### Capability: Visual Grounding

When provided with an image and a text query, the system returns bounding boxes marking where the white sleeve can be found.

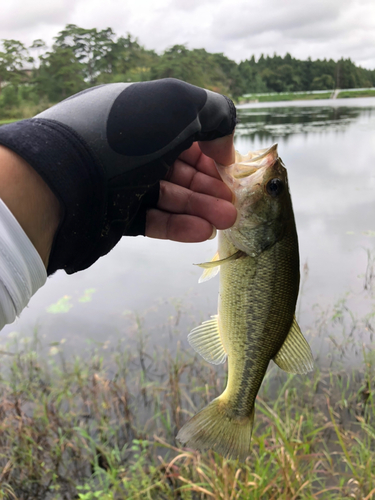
[0,199,47,330]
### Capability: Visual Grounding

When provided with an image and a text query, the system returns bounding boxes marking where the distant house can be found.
[19,68,33,78]
[0,67,33,91]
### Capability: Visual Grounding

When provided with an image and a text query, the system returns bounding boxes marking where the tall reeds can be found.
[0,313,374,499]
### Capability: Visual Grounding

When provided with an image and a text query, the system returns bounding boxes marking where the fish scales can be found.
[177,144,314,461]
[219,225,299,418]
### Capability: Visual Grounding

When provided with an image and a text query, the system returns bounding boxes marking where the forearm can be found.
[0,145,61,268]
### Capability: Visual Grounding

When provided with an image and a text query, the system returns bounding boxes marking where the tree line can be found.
[1,24,374,117]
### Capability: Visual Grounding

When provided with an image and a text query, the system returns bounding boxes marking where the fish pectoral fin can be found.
[272,316,314,374]
[187,315,227,365]
[196,250,245,283]
[198,252,220,283]
[199,266,220,283]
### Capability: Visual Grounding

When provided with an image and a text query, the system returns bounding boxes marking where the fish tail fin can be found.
[176,397,254,462]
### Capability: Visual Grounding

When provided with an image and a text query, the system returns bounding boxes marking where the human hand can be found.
[0,78,237,274]
[146,135,237,242]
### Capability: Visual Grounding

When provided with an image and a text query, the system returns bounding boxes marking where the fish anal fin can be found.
[273,316,314,374]
[187,315,227,365]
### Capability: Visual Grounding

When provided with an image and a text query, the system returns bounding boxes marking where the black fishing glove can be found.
[0,78,236,275]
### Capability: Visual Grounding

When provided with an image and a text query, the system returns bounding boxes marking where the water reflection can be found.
[1,98,375,364]
[235,98,375,362]
[236,100,375,139]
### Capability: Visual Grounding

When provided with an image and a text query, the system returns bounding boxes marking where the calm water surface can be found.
[2,98,375,358]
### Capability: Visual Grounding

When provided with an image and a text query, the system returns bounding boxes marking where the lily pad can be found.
[47,296,73,314]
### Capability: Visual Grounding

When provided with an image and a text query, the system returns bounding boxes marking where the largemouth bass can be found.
[177,144,313,461]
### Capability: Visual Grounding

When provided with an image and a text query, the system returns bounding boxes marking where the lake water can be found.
[1,97,375,361]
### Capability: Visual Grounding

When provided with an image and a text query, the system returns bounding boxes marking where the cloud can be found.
[70,0,133,36]
[0,0,75,31]
[211,0,350,40]
[170,0,217,11]
[204,0,375,67]
[0,0,374,68]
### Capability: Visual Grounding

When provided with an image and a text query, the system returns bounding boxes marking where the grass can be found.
[338,89,375,99]
[0,100,53,124]
[240,88,375,103]
[0,290,374,500]
[0,119,18,125]
[240,92,333,103]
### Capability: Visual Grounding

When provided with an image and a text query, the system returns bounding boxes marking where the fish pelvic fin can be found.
[273,316,314,374]
[176,398,254,462]
[188,315,227,365]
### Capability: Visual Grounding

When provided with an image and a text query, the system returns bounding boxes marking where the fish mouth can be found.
[217,144,279,186]
[232,167,259,179]
[236,143,278,165]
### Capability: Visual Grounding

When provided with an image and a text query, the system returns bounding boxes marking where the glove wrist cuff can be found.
[0,119,106,275]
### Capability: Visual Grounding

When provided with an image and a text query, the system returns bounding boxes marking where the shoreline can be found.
[2,93,375,124]
[238,88,375,104]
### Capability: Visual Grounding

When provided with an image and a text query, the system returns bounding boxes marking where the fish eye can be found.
[266,178,284,197]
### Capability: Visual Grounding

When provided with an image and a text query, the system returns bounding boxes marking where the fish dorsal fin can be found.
[188,315,227,365]
[273,316,314,374]
[196,250,245,283]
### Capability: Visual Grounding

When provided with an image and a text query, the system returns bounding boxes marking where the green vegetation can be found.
[0,119,17,125]
[338,89,375,98]
[0,285,374,499]
[240,92,333,103]
[1,24,375,119]
[239,88,375,104]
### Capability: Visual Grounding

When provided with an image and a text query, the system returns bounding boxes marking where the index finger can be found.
[178,143,221,180]
[178,135,235,180]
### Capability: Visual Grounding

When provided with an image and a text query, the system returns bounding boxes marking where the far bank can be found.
[239,87,375,104]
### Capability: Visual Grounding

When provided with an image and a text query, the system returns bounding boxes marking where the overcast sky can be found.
[1,0,375,69]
